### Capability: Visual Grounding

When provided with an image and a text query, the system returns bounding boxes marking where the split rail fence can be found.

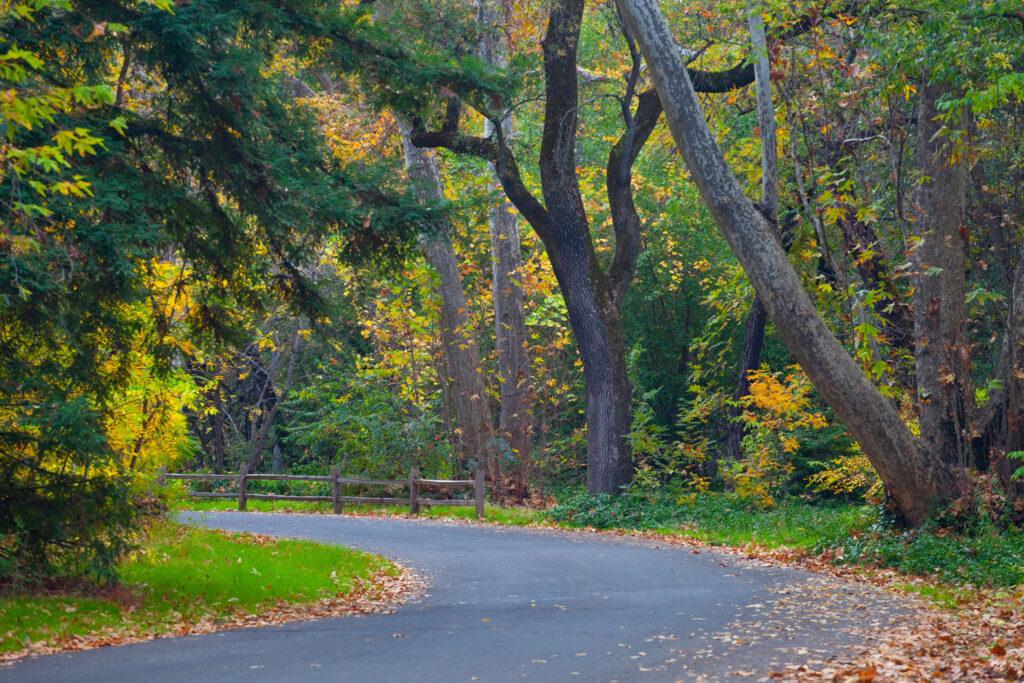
[160,467,486,519]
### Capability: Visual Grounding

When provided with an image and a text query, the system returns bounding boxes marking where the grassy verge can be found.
[819,520,1024,588]
[171,496,545,525]
[1,520,399,657]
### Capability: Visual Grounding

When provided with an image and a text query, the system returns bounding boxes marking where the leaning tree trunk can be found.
[911,81,975,474]
[617,0,965,526]
[477,0,532,495]
[398,120,495,473]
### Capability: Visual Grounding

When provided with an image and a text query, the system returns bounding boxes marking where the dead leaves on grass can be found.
[1,565,426,662]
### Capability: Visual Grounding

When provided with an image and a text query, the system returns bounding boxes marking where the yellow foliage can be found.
[104,354,197,474]
[726,365,831,509]
[807,449,882,501]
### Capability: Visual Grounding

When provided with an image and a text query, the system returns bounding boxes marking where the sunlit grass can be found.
[172,496,546,525]
[0,521,393,655]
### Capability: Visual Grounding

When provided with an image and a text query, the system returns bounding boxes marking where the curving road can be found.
[3,512,908,681]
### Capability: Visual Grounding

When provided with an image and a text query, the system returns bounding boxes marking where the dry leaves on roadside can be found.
[1,565,426,662]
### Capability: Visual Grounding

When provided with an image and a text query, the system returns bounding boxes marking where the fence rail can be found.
[160,466,486,519]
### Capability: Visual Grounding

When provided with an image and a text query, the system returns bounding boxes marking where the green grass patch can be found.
[895,582,965,609]
[170,496,334,514]
[0,520,395,655]
[173,496,546,525]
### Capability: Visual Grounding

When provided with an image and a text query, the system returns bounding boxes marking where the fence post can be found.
[238,464,248,511]
[156,465,166,487]
[474,468,485,520]
[331,466,342,514]
[409,467,420,516]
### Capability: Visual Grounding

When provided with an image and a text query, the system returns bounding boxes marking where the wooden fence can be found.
[160,467,486,519]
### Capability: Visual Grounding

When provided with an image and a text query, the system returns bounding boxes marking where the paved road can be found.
[4,512,907,681]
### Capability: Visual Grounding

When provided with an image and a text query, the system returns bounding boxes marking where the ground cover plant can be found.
[0,521,403,658]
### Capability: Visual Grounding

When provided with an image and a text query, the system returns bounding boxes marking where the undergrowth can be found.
[547,490,870,548]
[817,512,1024,588]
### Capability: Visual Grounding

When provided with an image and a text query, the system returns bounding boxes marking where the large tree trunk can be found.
[477,0,532,494]
[539,0,634,493]
[411,0,744,495]
[398,120,495,472]
[911,81,974,473]
[617,0,966,526]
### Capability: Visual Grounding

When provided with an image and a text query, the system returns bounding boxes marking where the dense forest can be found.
[2,0,1023,581]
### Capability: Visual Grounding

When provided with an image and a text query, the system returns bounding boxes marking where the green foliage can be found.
[0,0,438,583]
[1010,451,1024,481]
[820,477,1024,587]
[820,514,1024,588]
[288,376,452,479]
[0,407,137,584]
[549,491,679,530]
[548,488,870,546]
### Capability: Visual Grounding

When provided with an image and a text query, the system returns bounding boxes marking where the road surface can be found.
[3,511,908,681]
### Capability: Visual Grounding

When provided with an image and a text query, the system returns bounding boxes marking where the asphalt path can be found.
[4,511,908,681]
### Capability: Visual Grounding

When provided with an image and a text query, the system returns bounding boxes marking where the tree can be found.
[402,0,759,493]
[724,7,782,468]
[398,118,495,473]
[616,0,978,525]
[0,0,434,580]
[476,0,533,497]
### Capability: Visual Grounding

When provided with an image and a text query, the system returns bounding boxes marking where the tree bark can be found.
[978,246,1024,494]
[617,0,966,526]
[911,81,974,473]
[212,386,226,471]
[726,297,769,463]
[539,0,633,493]
[477,0,532,494]
[398,119,495,473]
